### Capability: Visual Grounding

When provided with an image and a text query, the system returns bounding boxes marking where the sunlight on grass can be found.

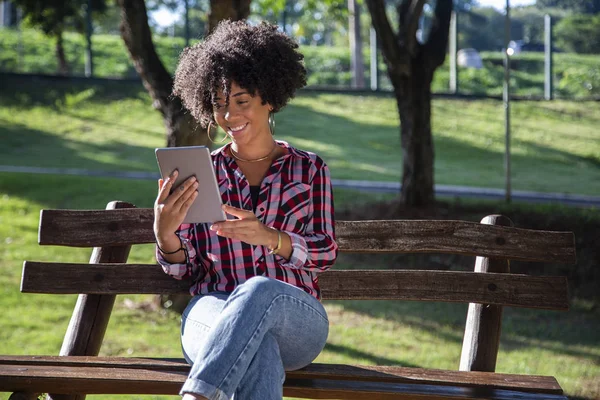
[1,78,599,194]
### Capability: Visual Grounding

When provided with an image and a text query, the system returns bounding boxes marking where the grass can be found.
[0,77,598,399]
[1,76,599,196]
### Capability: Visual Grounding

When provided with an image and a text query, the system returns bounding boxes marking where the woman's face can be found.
[213,81,272,147]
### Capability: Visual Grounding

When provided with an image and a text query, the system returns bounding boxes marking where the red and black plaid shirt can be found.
[157,141,338,300]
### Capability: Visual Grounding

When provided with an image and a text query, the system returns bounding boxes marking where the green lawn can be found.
[1,76,599,195]
[0,77,599,399]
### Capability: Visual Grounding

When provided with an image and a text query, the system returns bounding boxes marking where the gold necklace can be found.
[230,144,277,163]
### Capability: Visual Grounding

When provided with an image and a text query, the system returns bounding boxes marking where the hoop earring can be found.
[207,121,228,143]
[268,111,275,136]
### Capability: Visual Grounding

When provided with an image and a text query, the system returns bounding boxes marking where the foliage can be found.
[554,14,600,54]
[535,0,600,14]
[252,0,347,46]
[12,0,108,36]
[1,28,599,98]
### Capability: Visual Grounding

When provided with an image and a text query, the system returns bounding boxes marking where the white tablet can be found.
[155,146,227,224]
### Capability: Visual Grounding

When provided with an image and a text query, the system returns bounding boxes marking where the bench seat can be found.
[0,356,566,399]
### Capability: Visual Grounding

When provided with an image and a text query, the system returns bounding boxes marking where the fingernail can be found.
[210,224,218,230]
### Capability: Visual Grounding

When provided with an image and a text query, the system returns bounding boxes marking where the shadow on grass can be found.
[0,172,156,210]
[323,342,419,368]
[0,118,158,173]
[329,253,600,367]
[0,73,147,109]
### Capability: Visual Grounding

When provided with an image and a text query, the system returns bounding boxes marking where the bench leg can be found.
[460,215,512,372]
[47,201,135,400]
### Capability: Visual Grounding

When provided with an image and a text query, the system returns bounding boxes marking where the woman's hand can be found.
[154,170,198,241]
[210,204,279,248]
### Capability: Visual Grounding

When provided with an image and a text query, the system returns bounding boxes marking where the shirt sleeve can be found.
[276,160,338,271]
[156,223,204,281]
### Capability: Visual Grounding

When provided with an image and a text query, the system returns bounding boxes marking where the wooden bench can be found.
[0,200,577,400]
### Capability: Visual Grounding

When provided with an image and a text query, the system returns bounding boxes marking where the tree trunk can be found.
[364,0,452,208]
[117,0,208,147]
[391,51,435,207]
[207,0,251,34]
[55,31,69,76]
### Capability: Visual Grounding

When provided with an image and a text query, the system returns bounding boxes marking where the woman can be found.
[153,20,338,399]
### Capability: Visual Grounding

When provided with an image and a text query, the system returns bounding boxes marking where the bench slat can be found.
[21,262,569,310]
[284,379,568,400]
[0,356,564,396]
[38,209,576,264]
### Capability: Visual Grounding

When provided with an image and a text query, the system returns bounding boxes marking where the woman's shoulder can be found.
[278,140,327,169]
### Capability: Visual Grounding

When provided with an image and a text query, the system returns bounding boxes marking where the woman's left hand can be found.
[210,204,278,248]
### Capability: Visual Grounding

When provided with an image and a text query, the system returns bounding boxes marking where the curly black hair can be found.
[173,20,307,128]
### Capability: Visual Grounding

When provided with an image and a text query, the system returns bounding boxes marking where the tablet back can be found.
[155,146,227,223]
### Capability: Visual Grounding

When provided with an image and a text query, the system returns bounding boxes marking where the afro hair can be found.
[173,20,307,128]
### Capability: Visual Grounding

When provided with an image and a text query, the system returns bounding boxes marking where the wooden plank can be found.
[283,379,568,400]
[38,209,577,264]
[0,356,564,395]
[0,364,184,394]
[21,263,569,310]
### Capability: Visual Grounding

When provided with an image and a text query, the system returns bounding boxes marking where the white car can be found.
[457,48,483,69]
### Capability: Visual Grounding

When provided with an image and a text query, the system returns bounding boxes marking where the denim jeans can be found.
[180,276,329,399]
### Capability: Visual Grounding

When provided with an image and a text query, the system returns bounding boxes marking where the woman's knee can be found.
[233,276,286,300]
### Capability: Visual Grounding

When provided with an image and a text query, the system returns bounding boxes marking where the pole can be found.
[370,26,379,91]
[503,0,511,203]
[281,0,288,35]
[84,0,93,77]
[449,11,458,94]
[348,0,365,88]
[184,0,190,47]
[17,5,23,72]
[544,14,553,100]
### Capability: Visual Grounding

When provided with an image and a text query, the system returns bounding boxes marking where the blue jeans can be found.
[180,276,329,399]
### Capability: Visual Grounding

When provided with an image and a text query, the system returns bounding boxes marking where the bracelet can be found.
[156,240,184,255]
[268,229,282,255]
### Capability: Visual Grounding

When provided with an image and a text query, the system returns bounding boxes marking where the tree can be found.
[365,0,452,207]
[535,0,600,14]
[555,14,600,53]
[117,0,250,147]
[12,0,107,74]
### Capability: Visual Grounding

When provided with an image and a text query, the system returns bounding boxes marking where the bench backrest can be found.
[25,203,576,310]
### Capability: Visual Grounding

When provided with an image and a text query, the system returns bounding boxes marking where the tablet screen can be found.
[155,146,227,223]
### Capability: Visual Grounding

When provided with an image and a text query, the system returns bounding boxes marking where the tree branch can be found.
[365,0,408,74]
[403,0,426,57]
[118,0,173,114]
[424,0,453,69]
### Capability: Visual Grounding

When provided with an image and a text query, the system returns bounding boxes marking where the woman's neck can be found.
[231,139,277,162]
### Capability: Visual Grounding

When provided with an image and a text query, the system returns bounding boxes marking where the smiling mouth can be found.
[228,123,248,134]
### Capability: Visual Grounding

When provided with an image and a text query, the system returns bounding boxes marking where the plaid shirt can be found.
[157,141,338,300]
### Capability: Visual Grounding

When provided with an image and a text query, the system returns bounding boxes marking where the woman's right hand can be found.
[153,170,199,241]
